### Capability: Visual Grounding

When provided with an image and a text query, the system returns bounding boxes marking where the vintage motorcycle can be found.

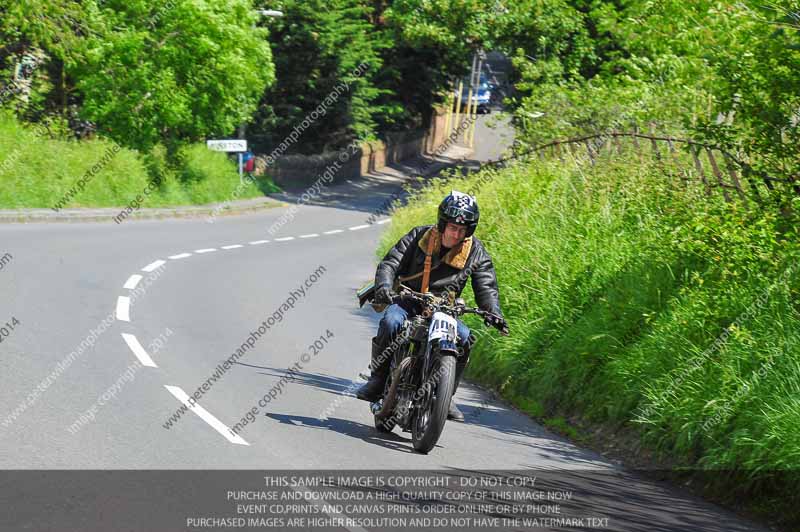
[365,285,507,454]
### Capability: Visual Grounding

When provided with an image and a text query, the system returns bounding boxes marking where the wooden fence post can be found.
[631,126,641,148]
[584,139,595,165]
[691,146,713,197]
[722,153,756,202]
[554,142,565,162]
[612,132,623,155]
[630,127,643,163]
[705,148,733,202]
[665,138,689,185]
[648,123,661,160]
[594,136,608,157]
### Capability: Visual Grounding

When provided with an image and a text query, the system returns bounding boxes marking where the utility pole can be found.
[463,53,477,146]
[453,79,464,141]
[467,49,484,148]
[443,82,454,142]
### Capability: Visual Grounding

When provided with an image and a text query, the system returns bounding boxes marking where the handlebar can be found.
[388,286,509,336]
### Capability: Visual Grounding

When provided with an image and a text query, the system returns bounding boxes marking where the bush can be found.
[0,112,278,208]
[175,143,278,205]
[0,112,150,209]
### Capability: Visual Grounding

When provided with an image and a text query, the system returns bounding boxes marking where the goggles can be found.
[442,206,477,222]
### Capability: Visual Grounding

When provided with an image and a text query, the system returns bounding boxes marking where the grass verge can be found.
[0,112,279,209]
[376,150,800,530]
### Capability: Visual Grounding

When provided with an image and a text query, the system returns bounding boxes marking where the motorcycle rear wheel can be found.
[374,359,399,433]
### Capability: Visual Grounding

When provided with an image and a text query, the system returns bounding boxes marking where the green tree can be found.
[71,0,274,150]
[249,0,388,153]
[1,0,275,150]
[507,0,799,186]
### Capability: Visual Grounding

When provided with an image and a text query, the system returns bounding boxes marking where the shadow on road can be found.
[264,412,435,455]
[267,151,486,218]
[243,360,602,464]
[233,361,359,397]
[266,113,511,217]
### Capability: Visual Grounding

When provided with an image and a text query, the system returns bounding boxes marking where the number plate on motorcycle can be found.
[428,312,457,342]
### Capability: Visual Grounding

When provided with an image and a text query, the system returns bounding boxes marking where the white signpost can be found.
[207,139,248,182]
[207,139,247,152]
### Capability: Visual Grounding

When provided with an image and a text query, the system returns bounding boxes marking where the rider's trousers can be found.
[377,302,472,355]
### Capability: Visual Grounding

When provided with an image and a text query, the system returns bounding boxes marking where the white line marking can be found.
[164,385,249,446]
[121,333,158,368]
[221,244,244,250]
[249,240,270,245]
[123,274,143,290]
[142,260,166,272]
[349,224,369,231]
[299,234,319,239]
[377,219,391,224]
[169,253,192,260]
[275,236,295,241]
[195,248,217,254]
[116,296,131,322]
[323,229,344,234]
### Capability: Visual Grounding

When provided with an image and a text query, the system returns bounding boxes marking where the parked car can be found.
[455,76,492,114]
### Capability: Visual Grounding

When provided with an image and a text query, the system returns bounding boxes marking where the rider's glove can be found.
[484,313,509,335]
[373,285,393,305]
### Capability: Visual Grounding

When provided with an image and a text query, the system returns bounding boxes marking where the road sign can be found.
[206,139,247,152]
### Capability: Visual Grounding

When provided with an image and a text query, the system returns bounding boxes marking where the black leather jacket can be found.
[375,225,503,318]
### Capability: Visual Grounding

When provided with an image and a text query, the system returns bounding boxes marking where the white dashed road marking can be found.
[116,296,131,322]
[142,260,166,272]
[164,385,249,446]
[118,217,392,444]
[121,333,158,368]
[123,274,143,290]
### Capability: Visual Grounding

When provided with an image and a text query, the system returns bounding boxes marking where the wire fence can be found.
[480,127,800,206]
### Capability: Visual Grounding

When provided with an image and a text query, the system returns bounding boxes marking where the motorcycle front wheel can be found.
[411,354,456,454]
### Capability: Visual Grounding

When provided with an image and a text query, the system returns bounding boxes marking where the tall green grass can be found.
[378,151,800,522]
[0,112,278,209]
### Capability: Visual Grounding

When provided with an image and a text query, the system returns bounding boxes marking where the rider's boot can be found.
[356,338,390,402]
[447,344,471,422]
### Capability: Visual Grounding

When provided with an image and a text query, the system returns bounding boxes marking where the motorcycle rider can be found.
[356,190,508,422]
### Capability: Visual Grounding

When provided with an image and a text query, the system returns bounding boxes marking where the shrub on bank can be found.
[0,113,278,209]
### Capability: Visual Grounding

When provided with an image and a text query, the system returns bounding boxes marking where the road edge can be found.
[0,147,475,224]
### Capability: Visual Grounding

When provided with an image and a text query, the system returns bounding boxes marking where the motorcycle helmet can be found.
[437,190,479,237]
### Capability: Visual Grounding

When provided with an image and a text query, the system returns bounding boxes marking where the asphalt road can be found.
[0,113,770,531]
